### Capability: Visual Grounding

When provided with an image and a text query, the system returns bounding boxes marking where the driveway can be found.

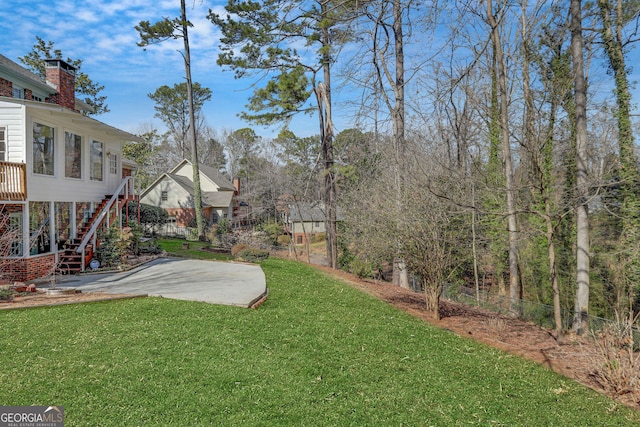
[56,257,267,308]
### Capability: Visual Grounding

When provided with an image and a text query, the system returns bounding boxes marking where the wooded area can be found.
[121,0,640,332]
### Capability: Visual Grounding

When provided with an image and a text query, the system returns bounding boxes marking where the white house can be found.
[0,54,142,282]
[140,159,238,228]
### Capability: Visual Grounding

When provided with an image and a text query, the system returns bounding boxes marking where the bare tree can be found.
[487,0,521,314]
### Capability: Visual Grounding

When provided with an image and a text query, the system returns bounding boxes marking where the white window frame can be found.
[9,212,23,257]
[109,153,118,174]
[161,191,168,202]
[12,85,24,99]
[33,122,55,176]
[64,131,82,179]
[90,140,103,181]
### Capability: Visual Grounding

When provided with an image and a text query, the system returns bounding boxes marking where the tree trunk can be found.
[424,285,441,321]
[487,0,520,315]
[391,0,409,289]
[571,0,590,335]
[545,202,564,340]
[318,4,338,269]
[181,0,205,241]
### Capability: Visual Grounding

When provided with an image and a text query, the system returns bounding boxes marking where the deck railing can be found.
[0,161,27,201]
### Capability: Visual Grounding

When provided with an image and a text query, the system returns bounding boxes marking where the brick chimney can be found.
[45,59,76,110]
[233,177,240,195]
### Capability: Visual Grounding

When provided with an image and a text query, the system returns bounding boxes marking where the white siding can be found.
[0,101,26,163]
[28,108,123,202]
[140,177,192,209]
[292,220,326,235]
[0,103,125,203]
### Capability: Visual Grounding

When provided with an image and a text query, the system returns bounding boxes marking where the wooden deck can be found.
[0,161,26,201]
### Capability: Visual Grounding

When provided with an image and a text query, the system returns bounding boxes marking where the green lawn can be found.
[157,237,234,261]
[1,258,638,425]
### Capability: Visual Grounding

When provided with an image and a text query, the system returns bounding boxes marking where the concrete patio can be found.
[55,257,268,308]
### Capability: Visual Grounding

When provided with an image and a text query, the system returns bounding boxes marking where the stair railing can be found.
[75,176,134,270]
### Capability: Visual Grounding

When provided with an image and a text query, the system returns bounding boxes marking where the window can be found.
[297,235,303,244]
[90,140,103,181]
[0,126,5,161]
[161,191,168,201]
[33,122,55,175]
[29,202,51,255]
[8,212,22,256]
[109,153,118,174]
[64,132,82,179]
[314,221,320,228]
[12,86,23,99]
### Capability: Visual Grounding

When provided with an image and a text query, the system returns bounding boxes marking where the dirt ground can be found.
[313,264,640,411]
[0,291,140,309]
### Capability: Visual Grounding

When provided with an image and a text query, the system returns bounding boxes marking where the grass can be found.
[1,258,639,425]
[157,237,233,261]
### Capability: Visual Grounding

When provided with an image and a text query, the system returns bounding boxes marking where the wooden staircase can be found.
[56,178,136,274]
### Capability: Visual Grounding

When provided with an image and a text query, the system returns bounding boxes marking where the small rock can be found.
[26,284,37,293]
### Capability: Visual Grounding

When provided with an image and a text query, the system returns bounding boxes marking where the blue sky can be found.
[0,0,330,139]
[1,1,639,143]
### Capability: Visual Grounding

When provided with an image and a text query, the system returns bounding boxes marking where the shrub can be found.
[350,257,374,279]
[0,286,13,301]
[338,246,355,271]
[124,202,168,229]
[231,244,251,257]
[313,232,326,243]
[256,220,282,245]
[95,225,121,267]
[277,235,291,246]
[95,225,142,267]
[215,218,232,236]
[236,247,270,263]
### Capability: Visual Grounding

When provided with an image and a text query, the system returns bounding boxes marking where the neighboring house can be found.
[284,202,340,245]
[140,159,239,228]
[0,54,142,281]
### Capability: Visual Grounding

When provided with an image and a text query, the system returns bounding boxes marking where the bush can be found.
[0,286,13,301]
[95,225,140,267]
[124,202,168,229]
[350,257,374,279]
[313,232,326,243]
[231,244,251,257]
[338,246,355,271]
[95,225,121,267]
[256,220,282,245]
[277,235,291,246]
[215,218,232,236]
[236,247,270,263]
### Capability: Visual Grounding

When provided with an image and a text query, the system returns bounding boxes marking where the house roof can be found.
[288,202,344,222]
[0,54,54,94]
[288,203,324,222]
[0,54,94,113]
[170,159,235,191]
[0,97,143,142]
[166,173,234,208]
[198,162,235,191]
[203,191,234,207]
